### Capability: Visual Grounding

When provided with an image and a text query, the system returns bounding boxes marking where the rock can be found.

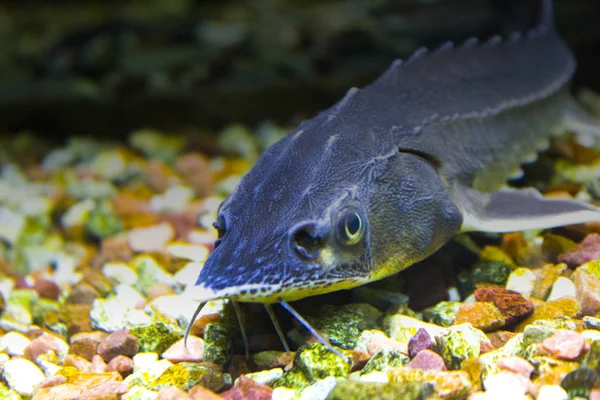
[33,278,61,300]
[203,322,235,366]
[387,367,471,399]
[128,313,183,355]
[360,349,409,376]
[533,263,568,300]
[146,293,201,329]
[131,255,177,296]
[188,384,223,400]
[92,354,109,373]
[483,371,530,396]
[496,356,533,378]
[97,328,140,362]
[455,302,505,332]
[560,368,599,399]
[128,222,175,254]
[303,303,382,350]
[242,368,284,386]
[103,262,138,286]
[148,362,226,392]
[253,351,295,371]
[80,381,129,398]
[64,354,93,372]
[0,331,31,356]
[574,267,600,315]
[472,260,512,286]
[24,333,69,362]
[355,329,407,357]
[548,277,577,302]
[558,233,600,267]
[516,297,580,331]
[175,152,214,197]
[384,315,446,349]
[537,384,569,400]
[2,358,45,397]
[435,324,488,370]
[150,186,195,213]
[474,287,534,327]
[90,294,151,332]
[66,282,100,305]
[162,336,205,363]
[38,374,68,388]
[69,331,109,361]
[407,328,434,359]
[157,386,192,400]
[93,234,134,268]
[224,376,273,400]
[275,343,351,391]
[0,207,26,245]
[506,267,537,298]
[538,331,590,361]
[327,378,428,400]
[407,349,447,371]
[122,385,160,400]
[428,301,460,327]
[107,355,135,377]
[298,376,338,400]
[167,242,209,263]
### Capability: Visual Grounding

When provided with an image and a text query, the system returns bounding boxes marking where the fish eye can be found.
[337,209,363,245]
[212,214,227,247]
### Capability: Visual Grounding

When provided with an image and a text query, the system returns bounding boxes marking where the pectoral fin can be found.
[454,184,600,232]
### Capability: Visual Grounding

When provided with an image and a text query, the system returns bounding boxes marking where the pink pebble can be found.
[407,349,447,371]
[538,331,590,361]
[496,356,534,378]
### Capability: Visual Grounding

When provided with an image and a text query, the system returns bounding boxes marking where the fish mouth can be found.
[185,276,371,304]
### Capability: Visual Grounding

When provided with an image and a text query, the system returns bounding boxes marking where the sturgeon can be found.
[187,0,600,351]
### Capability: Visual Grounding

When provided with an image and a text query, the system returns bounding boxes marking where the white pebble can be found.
[167,242,209,262]
[0,331,31,356]
[0,207,26,246]
[300,377,338,400]
[103,262,138,285]
[484,371,528,395]
[241,368,283,386]
[506,268,536,298]
[272,387,300,400]
[2,358,45,397]
[537,385,568,400]
[547,277,576,301]
[146,294,199,329]
[174,262,203,286]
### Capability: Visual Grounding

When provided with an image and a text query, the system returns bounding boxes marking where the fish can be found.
[186,0,600,353]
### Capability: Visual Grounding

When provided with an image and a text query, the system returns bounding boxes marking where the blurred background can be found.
[0,0,598,138]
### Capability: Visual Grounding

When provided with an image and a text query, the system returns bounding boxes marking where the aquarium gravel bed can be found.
[2,110,600,399]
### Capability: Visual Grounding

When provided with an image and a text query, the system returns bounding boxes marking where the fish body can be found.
[190,0,600,305]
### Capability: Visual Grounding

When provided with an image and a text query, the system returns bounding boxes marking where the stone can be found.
[516,297,581,331]
[472,260,512,286]
[69,331,109,361]
[80,381,129,398]
[148,362,226,392]
[275,343,351,391]
[128,222,175,253]
[558,233,600,267]
[162,336,205,363]
[131,255,177,296]
[253,351,295,371]
[203,321,235,366]
[33,278,61,300]
[92,354,109,373]
[175,152,214,197]
[435,324,488,370]
[66,282,100,305]
[407,349,447,371]
[356,329,407,357]
[388,367,471,399]
[157,386,192,400]
[146,293,200,329]
[384,315,446,350]
[360,349,409,376]
[24,333,69,362]
[474,287,534,327]
[90,295,151,332]
[0,331,31,356]
[38,374,68,388]
[107,355,135,377]
[574,267,600,315]
[303,303,382,350]
[428,301,460,327]
[496,356,533,378]
[538,331,590,361]
[97,328,140,362]
[533,263,568,300]
[547,277,577,302]
[537,384,569,400]
[407,328,434,359]
[64,354,93,372]
[327,378,428,400]
[506,267,536,298]
[129,313,183,355]
[150,186,195,213]
[243,368,284,386]
[2,358,45,397]
[188,384,223,400]
[455,302,505,332]
[103,262,138,286]
[483,371,530,396]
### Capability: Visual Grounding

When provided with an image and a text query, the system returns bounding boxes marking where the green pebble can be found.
[129,313,183,354]
[583,341,600,373]
[428,301,460,327]
[436,324,483,370]
[31,298,60,325]
[326,379,431,400]
[7,289,39,311]
[275,343,351,391]
[359,349,409,375]
[471,260,511,285]
[203,322,234,366]
[148,362,225,392]
[305,303,382,349]
[85,210,124,239]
